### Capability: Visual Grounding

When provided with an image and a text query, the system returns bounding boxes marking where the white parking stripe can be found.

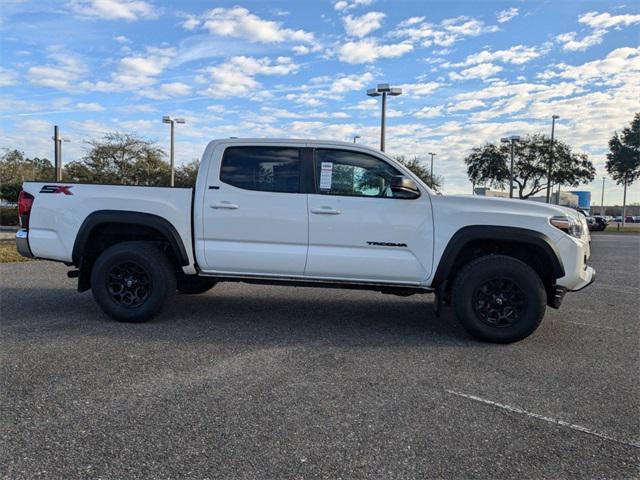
[445,389,640,449]
[558,319,635,333]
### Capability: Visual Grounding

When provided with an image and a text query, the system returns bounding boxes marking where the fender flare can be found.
[431,225,565,287]
[72,210,190,267]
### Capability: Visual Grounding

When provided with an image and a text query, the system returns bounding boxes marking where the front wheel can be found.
[451,255,546,343]
[91,241,176,323]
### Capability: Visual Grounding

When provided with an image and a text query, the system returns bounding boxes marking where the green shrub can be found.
[0,206,18,226]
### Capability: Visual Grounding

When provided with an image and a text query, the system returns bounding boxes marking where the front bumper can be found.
[15,229,33,258]
[555,235,596,292]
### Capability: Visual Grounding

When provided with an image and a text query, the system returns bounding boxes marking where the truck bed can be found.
[21,182,194,269]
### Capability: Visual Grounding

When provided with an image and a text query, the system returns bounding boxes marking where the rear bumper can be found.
[15,229,33,258]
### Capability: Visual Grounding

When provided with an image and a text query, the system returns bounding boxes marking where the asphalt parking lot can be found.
[1,234,639,479]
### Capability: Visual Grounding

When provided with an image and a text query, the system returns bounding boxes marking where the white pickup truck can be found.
[16,138,595,343]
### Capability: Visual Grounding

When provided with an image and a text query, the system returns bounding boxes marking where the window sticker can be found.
[319,162,333,190]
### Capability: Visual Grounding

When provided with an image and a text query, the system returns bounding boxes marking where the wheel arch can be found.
[432,225,565,303]
[72,211,190,291]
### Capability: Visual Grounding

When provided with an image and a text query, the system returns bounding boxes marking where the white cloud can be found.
[556,30,605,52]
[449,63,502,81]
[448,99,485,112]
[397,82,441,96]
[459,45,543,66]
[27,50,86,90]
[398,16,425,27]
[540,46,640,85]
[202,56,299,98]
[68,0,157,21]
[0,68,18,87]
[292,45,310,55]
[557,11,640,52]
[329,72,374,94]
[579,11,640,29]
[414,106,444,118]
[338,38,413,64]
[392,15,499,48]
[180,14,200,30]
[193,6,315,44]
[496,8,519,23]
[139,81,193,99]
[353,98,378,110]
[83,46,175,92]
[333,0,374,11]
[343,11,385,38]
[114,35,131,43]
[285,93,323,107]
[76,102,105,111]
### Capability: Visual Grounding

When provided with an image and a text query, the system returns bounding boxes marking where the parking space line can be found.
[557,319,635,333]
[592,283,640,294]
[444,389,640,449]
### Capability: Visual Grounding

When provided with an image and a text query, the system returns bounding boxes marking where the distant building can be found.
[473,187,509,198]
[569,191,591,214]
[529,191,579,208]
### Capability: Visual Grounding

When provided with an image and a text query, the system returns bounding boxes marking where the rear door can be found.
[305,148,433,284]
[199,145,308,276]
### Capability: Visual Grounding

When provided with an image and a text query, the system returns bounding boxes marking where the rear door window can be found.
[220,147,301,193]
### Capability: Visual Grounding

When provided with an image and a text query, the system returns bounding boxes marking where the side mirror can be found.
[390,176,420,199]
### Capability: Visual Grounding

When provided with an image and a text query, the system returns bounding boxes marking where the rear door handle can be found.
[211,201,239,210]
[311,207,341,215]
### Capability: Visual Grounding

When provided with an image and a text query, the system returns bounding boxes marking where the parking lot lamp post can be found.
[163,116,185,187]
[353,135,361,144]
[501,136,520,198]
[428,152,436,183]
[367,84,402,152]
[546,115,559,203]
[600,177,606,216]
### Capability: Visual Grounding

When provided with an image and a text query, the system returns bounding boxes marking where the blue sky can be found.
[1,0,639,203]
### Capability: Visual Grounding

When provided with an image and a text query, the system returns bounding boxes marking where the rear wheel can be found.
[91,241,176,323]
[451,255,546,343]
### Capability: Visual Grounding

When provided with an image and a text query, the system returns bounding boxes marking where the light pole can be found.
[545,115,559,203]
[600,177,606,216]
[353,135,361,144]
[501,136,520,198]
[428,152,436,183]
[366,83,402,152]
[52,125,70,181]
[162,116,185,187]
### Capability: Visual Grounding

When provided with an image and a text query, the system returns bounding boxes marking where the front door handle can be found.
[311,206,341,215]
[211,201,239,210]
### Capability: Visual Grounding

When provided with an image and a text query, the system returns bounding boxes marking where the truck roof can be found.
[206,138,383,155]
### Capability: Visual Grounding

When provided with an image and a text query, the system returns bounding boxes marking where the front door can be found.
[200,145,308,276]
[305,148,433,284]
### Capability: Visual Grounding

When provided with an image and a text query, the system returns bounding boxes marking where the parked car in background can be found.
[589,216,608,231]
[625,216,636,223]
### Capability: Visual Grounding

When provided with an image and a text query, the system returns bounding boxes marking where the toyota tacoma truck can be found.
[16,138,595,343]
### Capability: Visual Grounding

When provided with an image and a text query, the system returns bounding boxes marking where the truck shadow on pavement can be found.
[1,284,477,347]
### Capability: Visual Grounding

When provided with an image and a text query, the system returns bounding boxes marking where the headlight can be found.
[550,215,583,238]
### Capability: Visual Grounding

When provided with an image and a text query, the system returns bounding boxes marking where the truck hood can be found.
[431,194,572,218]
[429,194,590,243]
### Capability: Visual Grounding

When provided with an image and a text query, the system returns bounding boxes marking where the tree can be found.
[464,134,595,199]
[65,132,168,185]
[175,159,200,187]
[394,155,443,191]
[0,149,55,201]
[606,113,640,226]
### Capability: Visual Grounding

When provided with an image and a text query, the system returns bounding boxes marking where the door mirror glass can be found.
[390,176,420,199]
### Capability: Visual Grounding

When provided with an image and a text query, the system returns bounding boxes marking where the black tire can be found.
[451,255,546,343]
[91,241,176,323]
[176,275,217,294]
